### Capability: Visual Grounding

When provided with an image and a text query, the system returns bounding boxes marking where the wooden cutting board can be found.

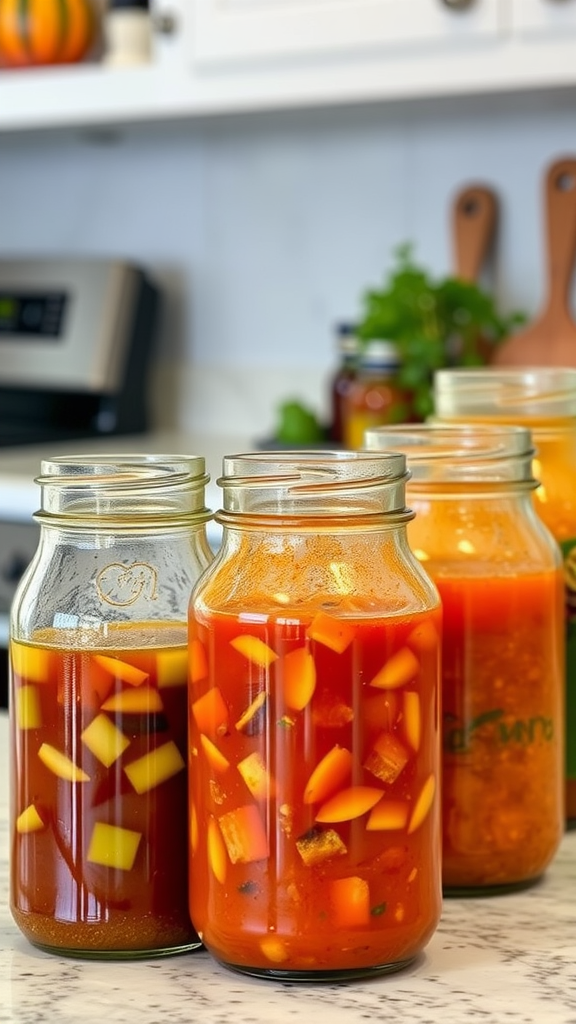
[492,156,576,367]
[452,183,498,283]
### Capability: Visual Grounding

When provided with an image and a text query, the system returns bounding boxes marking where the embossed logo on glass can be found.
[96,562,158,606]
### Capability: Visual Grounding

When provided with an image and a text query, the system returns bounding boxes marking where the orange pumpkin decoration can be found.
[0,0,95,68]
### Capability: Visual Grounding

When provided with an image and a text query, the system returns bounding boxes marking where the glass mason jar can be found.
[188,450,442,981]
[365,424,565,895]
[10,454,214,958]
[434,367,576,828]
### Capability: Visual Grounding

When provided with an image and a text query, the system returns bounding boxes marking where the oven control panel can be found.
[0,520,39,626]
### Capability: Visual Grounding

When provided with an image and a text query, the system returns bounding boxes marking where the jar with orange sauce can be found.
[188,450,442,979]
[434,368,576,828]
[365,424,565,894]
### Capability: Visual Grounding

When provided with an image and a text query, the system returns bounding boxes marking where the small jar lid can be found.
[364,423,536,484]
[434,367,576,419]
[359,340,401,369]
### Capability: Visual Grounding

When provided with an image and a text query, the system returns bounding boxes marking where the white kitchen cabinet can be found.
[512,0,576,34]
[191,0,502,66]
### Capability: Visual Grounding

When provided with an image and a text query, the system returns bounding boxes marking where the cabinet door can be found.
[512,0,576,34]
[192,0,503,67]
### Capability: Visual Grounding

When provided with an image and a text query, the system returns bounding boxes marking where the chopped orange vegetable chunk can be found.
[218,804,269,864]
[191,687,229,738]
[403,691,421,751]
[303,745,353,805]
[366,799,409,831]
[364,731,409,784]
[208,816,227,883]
[230,634,278,668]
[306,611,356,653]
[315,785,383,823]
[363,691,399,731]
[369,646,420,690]
[329,876,370,928]
[200,734,230,774]
[408,774,436,834]
[190,803,199,854]
[282,647,316,711]
[237,751,275,800]
[407,620,439,654]
[93,654,149,687]
[101,687,163,714]
[189,638,208,683]
[260,937,289,963]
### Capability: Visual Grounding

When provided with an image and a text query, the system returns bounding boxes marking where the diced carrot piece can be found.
[260,937,289,964]
[364,732,409,784]
[369,646,419,690]
[282,647,316,711]
[403,691,421,751]
[315,785,383,823]
[208,816,227,883]
[124,741,185,794]
[218,804,269,864]
[101,687,163,714]
[407,619,439,654]
[156,648,188,688]
[189,638,208,684]
[235,691,267,732]
[306,611,356,654]
[190,803,199,854]
[200,733,230,774]
[237,751,275,800]
[408,775,436,834]
[191,687,229,738]
[366,799,409,831]
[87,822,142,871]
[295,827,347,866]
[93,655,149,687]
[16,803,46,834]
[15,684,41,730]
[303,745,353,805]
[10,641,51,684]
[329,876,370,928]
[230,634,278,668]
[38,743,90,783]
[362,691,400,731]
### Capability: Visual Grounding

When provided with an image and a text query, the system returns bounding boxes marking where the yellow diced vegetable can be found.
[93,655,149,687]
[124,741,185,794]
[403,691,421,751]
[81,714,130,767]
[408,774,436,834]
[15,684,41,730]
[237,751,275,800]
[101,687,163,714]
[16,803,45,834]
[230,634,278,668]
[156,648,188,688]
[369,647,420,690]
[87,821,142,870]
[38,742,90,782]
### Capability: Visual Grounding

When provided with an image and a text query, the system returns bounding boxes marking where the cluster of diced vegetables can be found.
[11,628,193,936]
[188,607,440,970]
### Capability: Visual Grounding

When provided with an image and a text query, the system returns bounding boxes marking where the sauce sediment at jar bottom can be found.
[11,622,199,955]
[188,605,442,975]
[439,572,564,891]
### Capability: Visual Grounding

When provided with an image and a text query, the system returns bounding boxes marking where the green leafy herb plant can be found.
[356,244,526,420]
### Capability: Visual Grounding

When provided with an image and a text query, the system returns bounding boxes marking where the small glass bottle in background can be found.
[365,423,565,895]
[103,0,152,67]
[10,454,213,958]
[329,322,360,444]
[343,340,409,450]
[434,367,576,829]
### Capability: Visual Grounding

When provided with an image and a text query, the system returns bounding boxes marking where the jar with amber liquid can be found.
[188,450,442,980]
[434,368,576,828]
[365,424,565,894]
[10,454,213,958]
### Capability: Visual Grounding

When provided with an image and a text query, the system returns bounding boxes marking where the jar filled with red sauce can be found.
[10,454,214,958]
[434,368,576,829]
[365,424,565,894]
[188,450,442,980]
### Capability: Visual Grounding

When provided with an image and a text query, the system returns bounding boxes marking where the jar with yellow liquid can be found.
[434,367,576,828]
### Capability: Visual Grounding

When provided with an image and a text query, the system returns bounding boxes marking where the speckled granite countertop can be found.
[1,711,575,1023]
